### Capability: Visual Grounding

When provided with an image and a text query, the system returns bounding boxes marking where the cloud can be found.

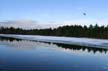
[77,7,83,10]
[0,20,61,29]
[0,20,42,29]
[62,19,108,26]
[0,19,107,29]
[62,19,95,26]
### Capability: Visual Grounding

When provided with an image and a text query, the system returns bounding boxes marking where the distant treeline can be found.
[0,24,108,39]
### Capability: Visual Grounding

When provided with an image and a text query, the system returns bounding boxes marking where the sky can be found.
[0,0,108,28]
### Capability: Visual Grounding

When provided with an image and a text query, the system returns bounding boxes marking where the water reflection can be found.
[0,36,21,42]
[0,36,108,54]
[0,37,57,50]
[54,43,108,54]
[0,36,108,71]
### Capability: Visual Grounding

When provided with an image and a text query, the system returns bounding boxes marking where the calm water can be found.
[0,37,108,71]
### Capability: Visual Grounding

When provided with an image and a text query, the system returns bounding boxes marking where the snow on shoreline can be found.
[0,34,108,49]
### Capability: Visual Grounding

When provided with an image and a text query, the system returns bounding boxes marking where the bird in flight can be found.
[83,13,86,16]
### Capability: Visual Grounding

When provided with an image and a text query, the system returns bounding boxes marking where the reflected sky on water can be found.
[0,37,108,71]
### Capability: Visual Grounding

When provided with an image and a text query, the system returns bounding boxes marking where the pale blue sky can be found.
[0,0,108,26]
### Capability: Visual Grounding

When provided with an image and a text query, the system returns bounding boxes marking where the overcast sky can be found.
[0,0,108,28]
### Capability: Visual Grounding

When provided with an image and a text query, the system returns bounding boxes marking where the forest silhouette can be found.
[0,24,108,39]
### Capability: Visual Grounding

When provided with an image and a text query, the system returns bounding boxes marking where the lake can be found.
[0,37,108,71]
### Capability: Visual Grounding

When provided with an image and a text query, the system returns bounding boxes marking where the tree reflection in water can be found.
[0,36,108,54]
[53,43,108,54]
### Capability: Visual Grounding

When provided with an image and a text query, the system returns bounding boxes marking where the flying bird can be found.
[83,13,86,16]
